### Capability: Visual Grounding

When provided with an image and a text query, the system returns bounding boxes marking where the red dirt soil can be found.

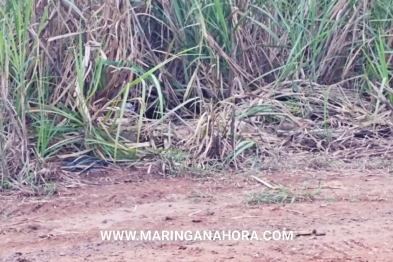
[1,167,392,261]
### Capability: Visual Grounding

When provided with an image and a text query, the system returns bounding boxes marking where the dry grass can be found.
[1,0,393,194]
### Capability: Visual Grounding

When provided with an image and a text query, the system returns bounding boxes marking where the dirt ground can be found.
[1,165,393,262]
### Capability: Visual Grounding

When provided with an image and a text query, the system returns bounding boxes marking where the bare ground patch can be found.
[1,164,393,262]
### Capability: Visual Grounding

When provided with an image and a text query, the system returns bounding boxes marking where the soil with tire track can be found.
[1,167,392,261]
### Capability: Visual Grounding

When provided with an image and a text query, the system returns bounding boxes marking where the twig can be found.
[251,175,279,189]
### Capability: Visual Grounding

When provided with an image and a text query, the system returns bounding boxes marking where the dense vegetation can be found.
[1,0,393,193]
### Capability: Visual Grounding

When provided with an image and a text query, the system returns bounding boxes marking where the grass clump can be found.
[245,186,321,205]
[1,0,393,194]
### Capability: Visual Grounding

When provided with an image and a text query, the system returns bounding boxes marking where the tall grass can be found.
[0,0,392,192]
